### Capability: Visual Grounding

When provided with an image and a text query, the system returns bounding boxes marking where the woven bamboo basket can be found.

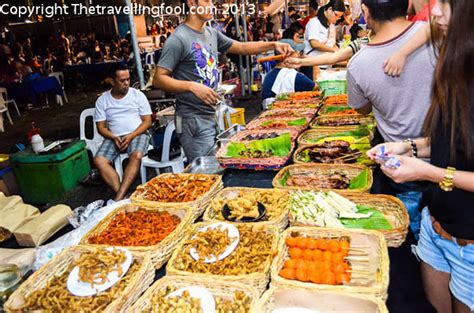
[202,187,289,231]
[273,164,373,194]
[228,128,300,142]
[256,286,388,313]
[271,227,390,300]
[297,127,374,147]
[80,203,193,268]
[293,143,371,166]
[259,108,318,120]
[129,275,259,312]
[245,116,311,133]
[310,115,375,128]
[4,246,154,313]
[166,222,280,295]
[130,173,223,220]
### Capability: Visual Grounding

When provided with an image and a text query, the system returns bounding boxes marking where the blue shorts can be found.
[95,133,150,162]
[413,208,474,310]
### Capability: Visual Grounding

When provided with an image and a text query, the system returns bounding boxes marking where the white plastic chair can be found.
[79,108,128,182]
[49,72,69,106]
[145,52,155,66]
[140,121,185,184]
[0,97,13,132]
[0,88,20,118]
[43,58,53,75]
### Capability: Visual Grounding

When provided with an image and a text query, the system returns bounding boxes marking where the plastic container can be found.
[30,134,44,153]
[318,80,347,96]
[224,108,246,128]
[10,140,90,204]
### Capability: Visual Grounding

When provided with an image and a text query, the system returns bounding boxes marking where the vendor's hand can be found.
[190,82,219,106]
[274,42,294,56]
[380,155,431,184]
[284,57,303,69]
[119,134,134,151]
[383,51,407,77]
[367,142,411,162]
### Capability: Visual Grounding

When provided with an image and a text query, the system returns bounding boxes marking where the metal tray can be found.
[216,124,246,141]
[184,156,224,175]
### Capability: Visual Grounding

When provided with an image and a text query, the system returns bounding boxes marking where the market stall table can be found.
[0,77,63,104]
[0,168,436,313]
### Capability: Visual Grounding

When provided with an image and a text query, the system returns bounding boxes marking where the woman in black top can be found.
[367,1,474,312]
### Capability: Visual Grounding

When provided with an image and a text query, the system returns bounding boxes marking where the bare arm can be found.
[309,39,337,53]
[384,23,431,76]
[298,47,353,67]
[96,121,116,140]
[227,41,293,56]
[152,67,219,106]
[354,103,372,115]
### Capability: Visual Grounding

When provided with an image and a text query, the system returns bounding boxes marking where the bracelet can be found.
[403,138,418,158]
[439,167,456,192]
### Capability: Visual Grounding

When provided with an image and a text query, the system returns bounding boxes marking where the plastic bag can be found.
[68,200,104,228]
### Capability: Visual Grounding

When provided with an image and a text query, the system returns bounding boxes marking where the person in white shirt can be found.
[302,0,345,79]
[94,64,152,201]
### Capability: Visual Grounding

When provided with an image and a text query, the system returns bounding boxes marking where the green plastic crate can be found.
[318,80,347,96]
[11,140,90,204]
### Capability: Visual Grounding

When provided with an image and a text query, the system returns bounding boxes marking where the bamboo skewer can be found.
[334,151,363,161]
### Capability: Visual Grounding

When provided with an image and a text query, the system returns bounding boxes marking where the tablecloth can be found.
[0,77,63,103]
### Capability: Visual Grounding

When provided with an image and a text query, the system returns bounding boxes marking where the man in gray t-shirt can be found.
[347,0,436,239]
[154,0,293,162]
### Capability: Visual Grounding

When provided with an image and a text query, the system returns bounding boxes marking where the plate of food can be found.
[189,222,240,263]
[167,286,216,313]
[67,247,132,297]
[222,199,267,222]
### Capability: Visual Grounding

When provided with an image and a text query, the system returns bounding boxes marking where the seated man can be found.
[93,64,152,201]
[262,27,316,107]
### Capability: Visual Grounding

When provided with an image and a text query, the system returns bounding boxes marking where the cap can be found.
[280,39,306,52]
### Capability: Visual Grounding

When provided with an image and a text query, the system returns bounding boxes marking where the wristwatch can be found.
[439,167,456,192]
[403,138,418,158]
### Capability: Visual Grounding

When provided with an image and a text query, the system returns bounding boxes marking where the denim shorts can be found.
[95,133,150,162]
[413,208,474,310]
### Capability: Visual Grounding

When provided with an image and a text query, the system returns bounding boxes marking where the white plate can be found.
[189,222,239,263]
[67,247,133,297]
[167,287,216,313]
[273,308,320,313]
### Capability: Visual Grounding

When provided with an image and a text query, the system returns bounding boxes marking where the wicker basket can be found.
[272,227,390,300]
[293,143,371,165]
[258,108,318,120]
[256,286,388,313]
[273,164,373,193]
[297,127,374,148]
[202,187,289,231]
[311,115,375,128]
[129,276,259,312]
[166,222,280,295]
[4,246,154,313]
[80,203,193,268]
[228,128,300,143]
[130,173,223,220]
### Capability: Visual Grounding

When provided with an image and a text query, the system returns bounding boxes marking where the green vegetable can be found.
[323,106,351,113]
[280,171,291,186]
[341,205,393,230]
[287,118,306,126]
[277,93,290,100]
[348,168,369,190]
[225,133,292,157]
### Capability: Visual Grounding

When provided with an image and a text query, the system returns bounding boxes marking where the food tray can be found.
[270,99,323,110]
[203,187,289,231]
[80,203,193,268]
[216,140,296,172]
[256,286,388,313]
[166,222,280,295]
[273,164,373,194]
[228,128,300,142]
[4,246,154,313]
[129,275,259,312]
[323,94,348,106]
[298,127,374,147]
[311,115,375,128]
[130,173,223,220]
[271,227,389,300]
[183,156,224,175]
[245,116,311,133]
[318,105,360,116]
[293,143,372,165]
[258,108,318,120]
[216,124,246,141]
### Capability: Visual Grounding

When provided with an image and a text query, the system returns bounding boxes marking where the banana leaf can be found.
[225,133,292,157]
[261,118,306,127]
[348,168,369,189]
[306,127,371,143]
[322,106,351,113]
[280,170,291,186]
[340,205,393,230]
